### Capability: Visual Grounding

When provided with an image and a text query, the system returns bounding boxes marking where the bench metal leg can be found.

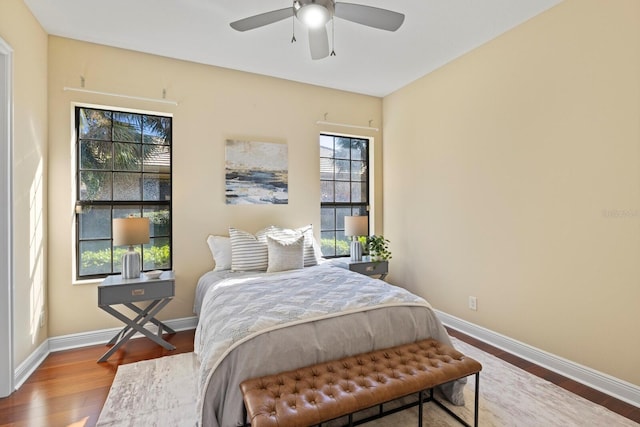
[242,403,248,427]
[418,390,423,427]
[431,373,481,427]
[474,372,480,427]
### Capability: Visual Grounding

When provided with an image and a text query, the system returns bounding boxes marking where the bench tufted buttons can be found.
[240,338,482,427]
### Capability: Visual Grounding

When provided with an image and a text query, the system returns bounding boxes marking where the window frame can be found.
[73,105,173,281]
[319,133,370,258]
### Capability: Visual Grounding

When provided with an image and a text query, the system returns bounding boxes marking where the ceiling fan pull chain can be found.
[291,14,297,43]
[330,18,336,56]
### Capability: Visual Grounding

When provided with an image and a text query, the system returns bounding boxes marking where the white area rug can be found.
[97,338,637,427]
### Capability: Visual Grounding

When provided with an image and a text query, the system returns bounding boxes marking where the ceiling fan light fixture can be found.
[294,0,334,29]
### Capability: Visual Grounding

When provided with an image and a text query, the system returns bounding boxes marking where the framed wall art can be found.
[225,140,288,205]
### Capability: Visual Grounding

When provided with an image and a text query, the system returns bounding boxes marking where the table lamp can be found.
[113,217,150,279]
[344,216,368,262]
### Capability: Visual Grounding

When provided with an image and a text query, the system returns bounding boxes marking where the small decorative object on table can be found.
[143,270,163,279]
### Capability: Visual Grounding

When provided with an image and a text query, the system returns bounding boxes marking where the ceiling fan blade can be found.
[230,7,294,32]
[308,26,330,60]
[334,2,405,31]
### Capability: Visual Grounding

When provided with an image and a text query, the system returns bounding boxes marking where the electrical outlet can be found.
[39,310,46,328]
[468,296,477,311]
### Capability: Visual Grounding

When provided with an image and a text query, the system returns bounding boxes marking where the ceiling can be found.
[25,0,561,97]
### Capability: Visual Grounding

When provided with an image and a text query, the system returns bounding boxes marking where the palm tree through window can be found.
[74,107,172,279]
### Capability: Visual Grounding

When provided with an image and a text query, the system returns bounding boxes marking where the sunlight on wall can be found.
[29,158,45,341]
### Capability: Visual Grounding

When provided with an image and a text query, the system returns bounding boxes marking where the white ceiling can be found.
[25,0,561,97]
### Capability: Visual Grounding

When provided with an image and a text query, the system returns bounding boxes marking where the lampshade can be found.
[344,216,368,237]
[113,217,150,246]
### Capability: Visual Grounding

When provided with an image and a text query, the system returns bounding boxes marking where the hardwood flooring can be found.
[446,328,640,424]
[0,330,195,427]
[0,328,638,427]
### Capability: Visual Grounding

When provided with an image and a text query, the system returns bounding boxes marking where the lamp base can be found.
[121,248,141,279]
[350,238,363,262]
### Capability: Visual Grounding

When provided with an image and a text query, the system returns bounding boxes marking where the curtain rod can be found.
[63,87,179,106]
[315,120,379,132]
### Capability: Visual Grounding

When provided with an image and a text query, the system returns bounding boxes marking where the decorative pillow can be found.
[206,235,232,271]
[267,235,305,273]
[266,225,320,267]
[229,227,270,271]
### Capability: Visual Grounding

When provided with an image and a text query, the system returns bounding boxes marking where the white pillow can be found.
[206,235,231,271]
[229,227,270,271]
[267,225,320,267]
[267,235,305,273]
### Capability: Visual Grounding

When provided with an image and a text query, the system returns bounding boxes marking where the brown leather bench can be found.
[240,339,482,427]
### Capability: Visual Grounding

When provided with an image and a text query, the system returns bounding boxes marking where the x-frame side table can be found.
[97,271,176,362]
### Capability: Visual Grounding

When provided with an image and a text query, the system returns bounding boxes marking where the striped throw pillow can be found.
[229,227,270,271]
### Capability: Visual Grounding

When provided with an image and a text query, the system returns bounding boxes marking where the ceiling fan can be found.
[230,0,405,60]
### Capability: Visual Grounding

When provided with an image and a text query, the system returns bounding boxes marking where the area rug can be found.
[96,338,637,427]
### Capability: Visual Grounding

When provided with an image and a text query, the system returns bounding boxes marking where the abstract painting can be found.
[225,140,288,204]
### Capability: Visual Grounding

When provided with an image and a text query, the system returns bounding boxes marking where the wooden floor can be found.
[0,328,638,427]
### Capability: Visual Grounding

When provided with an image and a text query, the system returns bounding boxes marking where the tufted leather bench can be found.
[240,339,482,427]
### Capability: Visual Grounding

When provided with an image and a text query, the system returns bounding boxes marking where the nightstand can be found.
[348,259,389,280]
[97,271,176,362]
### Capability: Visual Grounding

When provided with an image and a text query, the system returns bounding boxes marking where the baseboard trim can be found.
[14,316,198,391]
[436,310,640,409]
[17,313,640,409]
[14,339,49,390]
[48,316,198,352]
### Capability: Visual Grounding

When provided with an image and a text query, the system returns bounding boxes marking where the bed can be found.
[193,258,466,427]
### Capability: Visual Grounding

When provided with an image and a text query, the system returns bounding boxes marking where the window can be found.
[320,134,369,257]
[74,106,172,280]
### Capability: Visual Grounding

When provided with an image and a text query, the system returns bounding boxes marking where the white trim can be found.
[49,316,197,352]
[13,316,197,391]
[436,310,640,408]
[0,37,14,398]
[14,339,48,390]
[69,102,174,282]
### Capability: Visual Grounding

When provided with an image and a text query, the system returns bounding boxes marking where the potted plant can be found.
[367,235,392,261]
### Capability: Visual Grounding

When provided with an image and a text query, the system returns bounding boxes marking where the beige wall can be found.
[47,37,382,336]
[0,0,49,366]
[383,0,640,385]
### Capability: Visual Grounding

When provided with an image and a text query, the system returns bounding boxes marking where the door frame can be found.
[0,36,15,398]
